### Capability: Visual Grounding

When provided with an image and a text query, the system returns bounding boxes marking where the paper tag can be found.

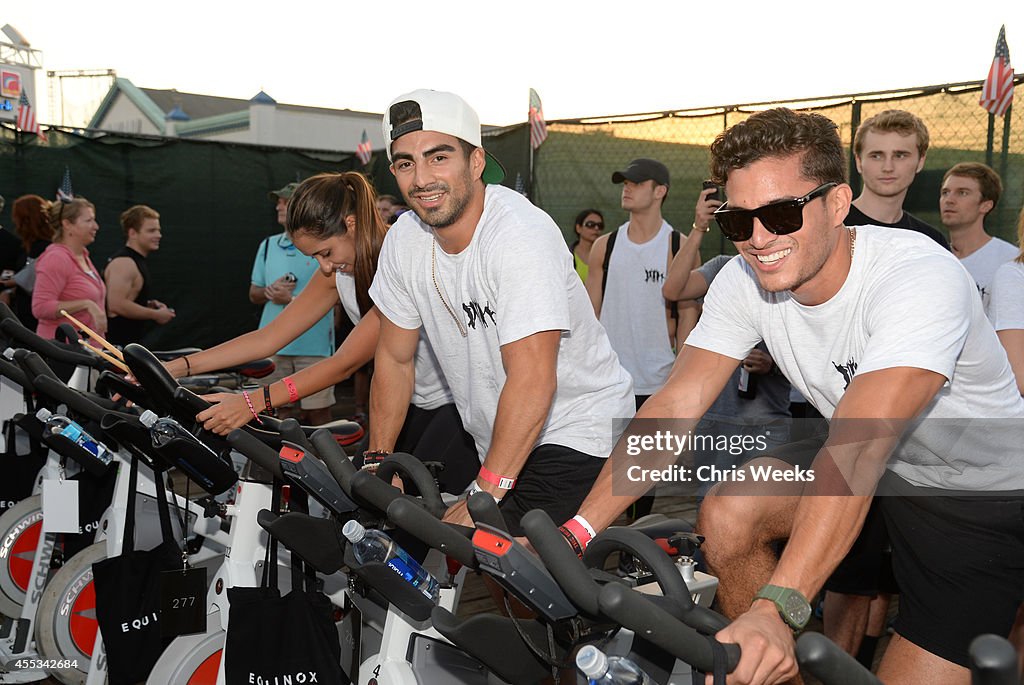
[41,479,79,533]
[159,567,207,637]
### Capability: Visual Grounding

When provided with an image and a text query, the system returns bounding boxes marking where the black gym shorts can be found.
[876,471,1024,667]
[497,444,606,537]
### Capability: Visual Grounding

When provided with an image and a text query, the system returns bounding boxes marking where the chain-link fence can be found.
[1,78,1019,347]
[495,77,1024,260]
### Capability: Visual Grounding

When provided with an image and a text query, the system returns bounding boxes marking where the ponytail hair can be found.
[11,195,54,252]
[46,197,95,242]
[286,172,387,316]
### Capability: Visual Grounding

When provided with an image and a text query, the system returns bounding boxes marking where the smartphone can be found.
[702,180,721,201]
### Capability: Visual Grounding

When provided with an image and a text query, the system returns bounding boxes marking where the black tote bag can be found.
[92,458,181,685]
[224,486,343,685]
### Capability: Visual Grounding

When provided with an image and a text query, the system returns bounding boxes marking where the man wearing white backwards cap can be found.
[367,90,634,534]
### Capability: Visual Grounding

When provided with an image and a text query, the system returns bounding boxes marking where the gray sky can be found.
[5,0,1022,125]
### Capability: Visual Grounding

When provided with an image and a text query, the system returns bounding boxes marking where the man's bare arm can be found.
[585,234,609,317]
[577,345,740,531]
[368,314,420,452]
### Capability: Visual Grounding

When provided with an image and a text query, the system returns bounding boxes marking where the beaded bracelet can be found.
[242,390,263,425]
[282,376,299,404]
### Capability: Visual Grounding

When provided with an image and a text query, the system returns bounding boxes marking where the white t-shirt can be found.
[686,226,1024,491]
[600,220,677,395]
[991,260,1024,332]
[959,236,1018,321]
[335,271,452,410]
[370,184,635,461]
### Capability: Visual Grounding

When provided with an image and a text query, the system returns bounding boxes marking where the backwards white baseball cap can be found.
[383,89,505,185]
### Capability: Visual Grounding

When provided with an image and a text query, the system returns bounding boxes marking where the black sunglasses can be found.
[713,182,838,242]
[582,220,604,230]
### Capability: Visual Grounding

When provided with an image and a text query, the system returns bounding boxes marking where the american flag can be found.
[529,88,548,150]
[16,91,46,141]
[56,167,74,202]
[980,25,1015,117]
[356,129,372,166]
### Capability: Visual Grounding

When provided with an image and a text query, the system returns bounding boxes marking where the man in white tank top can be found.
[586,158,699,408]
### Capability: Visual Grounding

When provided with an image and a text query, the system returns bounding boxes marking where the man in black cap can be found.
[587,158,700,410]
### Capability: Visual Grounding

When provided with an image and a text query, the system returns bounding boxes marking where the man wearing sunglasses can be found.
[570,108,1024,685]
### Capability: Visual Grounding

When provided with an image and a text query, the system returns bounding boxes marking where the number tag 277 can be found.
[159,567,206,637]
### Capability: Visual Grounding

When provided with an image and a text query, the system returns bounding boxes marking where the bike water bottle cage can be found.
[278,441,359,516]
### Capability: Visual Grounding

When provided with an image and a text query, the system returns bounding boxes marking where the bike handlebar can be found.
[598,581,741,675]
[226,429,285,480]
[0,317,100,369]
[796,632,885,685]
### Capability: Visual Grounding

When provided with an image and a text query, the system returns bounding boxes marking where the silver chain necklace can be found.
[431,238,467,338]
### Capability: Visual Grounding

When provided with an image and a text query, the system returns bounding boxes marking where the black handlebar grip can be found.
[520,508,601,616]
[599,581,740,675]
[387,497,477,568]
[350,469,408,516]
[968,634,1020,685]
[14,349,59,383]
[227,429,285,480]
[466,491,509,533]
[0,301,18,322]
[311,429,357,494]
[279,418,315,452]
[584,527,693,612]
[0,318,98,367]
[375,453,446,520]
[796,632,884,685]
[0,355,29,389]
[32,374,106,423]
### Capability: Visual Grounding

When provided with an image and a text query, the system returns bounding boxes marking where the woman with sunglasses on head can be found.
[569,209,605,282]
[32,197,107,343]
[165,172,477,494]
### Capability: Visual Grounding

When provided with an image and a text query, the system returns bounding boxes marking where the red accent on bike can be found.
[69,579,97,656]
[187,649,222,684]
[446,556,463,577]
[279,445,304,463]
[472,529,511,557]
[9,518,42,592]
[653,538,678,556]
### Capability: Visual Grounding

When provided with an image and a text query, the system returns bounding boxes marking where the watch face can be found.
[783,593,811,628]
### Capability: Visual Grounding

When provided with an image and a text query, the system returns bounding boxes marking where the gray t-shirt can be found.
[370,185,635,461]
[686,226,1024,491]
[695,255,791,422]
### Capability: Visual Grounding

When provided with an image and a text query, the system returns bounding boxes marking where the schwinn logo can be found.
[0,510,43,559]
[248,673,319,684]
[61,570,93,617]
[30,534,55,603]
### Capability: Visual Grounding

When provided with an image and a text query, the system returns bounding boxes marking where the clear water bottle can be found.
[342,520,440,602]
[139,409,197,448]
[36,408,113,465]
[576,645,652,685]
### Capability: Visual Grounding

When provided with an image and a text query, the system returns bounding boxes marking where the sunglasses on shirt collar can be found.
[712,182,838,242]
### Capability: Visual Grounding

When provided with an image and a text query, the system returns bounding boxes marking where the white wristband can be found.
[572,514,597,540]
[466,479,502,503]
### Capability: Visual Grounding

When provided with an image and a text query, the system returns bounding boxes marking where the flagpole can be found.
[998,102,1012,227]
[984,112,995,168]
[528,125,535,202]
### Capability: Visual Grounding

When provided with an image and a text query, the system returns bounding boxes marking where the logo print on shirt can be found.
[831,358,858,390]
[462,301,497,330]
[644,268,666,283]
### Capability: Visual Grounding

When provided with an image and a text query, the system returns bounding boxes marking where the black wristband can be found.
[262,385,275,415]
[558,525,584,558]
[362,450,390,469]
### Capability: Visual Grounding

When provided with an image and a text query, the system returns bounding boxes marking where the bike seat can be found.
[224,358,275,379]
[258,415,364,446]
[625,513,693,539]
[149,348,203,362]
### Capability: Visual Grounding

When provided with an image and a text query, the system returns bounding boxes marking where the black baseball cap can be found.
[611,158,670,187]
